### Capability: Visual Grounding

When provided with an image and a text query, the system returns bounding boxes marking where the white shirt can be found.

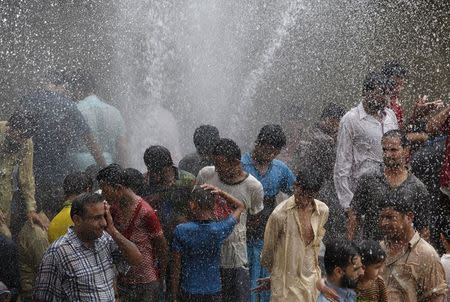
[333,102,398,208]
[197,166,264,268]
[441,254,450,302]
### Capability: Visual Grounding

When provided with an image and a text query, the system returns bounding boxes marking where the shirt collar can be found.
[357,102,368,120]
[408,231,421,249]
[286,196,319,213]
[67,227,104,251]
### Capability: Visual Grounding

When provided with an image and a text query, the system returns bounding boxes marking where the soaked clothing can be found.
[355,276,388,302]
[0,121,36,236]
[317,280,357,302]
[441,254,450,302]
[381,232,447,302]
[179,152,214,176]
[334,102,398,209]
[351,169,430,240]
[33,228,128,302]
[48,199,73,242]
[261,196,329,302]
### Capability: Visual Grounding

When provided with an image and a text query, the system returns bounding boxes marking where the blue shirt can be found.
[172,216,237,294]
[316,281,357,302]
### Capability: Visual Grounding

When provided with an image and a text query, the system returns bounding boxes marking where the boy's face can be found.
[362,261,385,281]
[212,155,242,179]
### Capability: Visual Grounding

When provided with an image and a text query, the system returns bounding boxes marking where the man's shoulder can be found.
[271,158,291,171]
[242,173,264,191]
[340,105,359,123]
[415,237,441,260]
[314,198,329,214]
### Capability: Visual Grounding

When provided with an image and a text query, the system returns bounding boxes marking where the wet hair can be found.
[320,103,346,120]
[357,240,386,266]
[70,192,104,219]
[7,110,36,138]
[66,69,96,97]
[63,172,93,196]
[211,138,241,161]
[97,164,123,187]
[362,71,389,95]
[324,240,360,276]
[143,145,174,172]
[256,124,286,149]
[382,129,409,148]
[123,168,145,196]
[295,170,323,193]
[382,61,408,80]
[191,185,216,211]
[97,164,146,195]
[379,190,416,215]
[193,125,220,155]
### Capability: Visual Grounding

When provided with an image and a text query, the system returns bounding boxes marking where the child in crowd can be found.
[170,184,245,302]
[441,224,450,302]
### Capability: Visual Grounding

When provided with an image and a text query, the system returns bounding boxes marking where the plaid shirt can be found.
[33,228,128,302]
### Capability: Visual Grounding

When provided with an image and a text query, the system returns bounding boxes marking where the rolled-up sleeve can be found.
[334,118,354,209]
[261,213,280,272]
[19,139,36,213]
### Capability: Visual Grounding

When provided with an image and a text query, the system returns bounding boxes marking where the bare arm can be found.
[83,133,107,167]
[170,252,181,302]
[426,105,450,134]
[153,234,168,283]
[201,184,245,221]
[116,135,128,167]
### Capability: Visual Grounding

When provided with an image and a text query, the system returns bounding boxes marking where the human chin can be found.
[341,273,358,289]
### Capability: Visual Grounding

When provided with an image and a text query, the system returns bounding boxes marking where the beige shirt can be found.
[381,232,448,302]
[261,196,329,302]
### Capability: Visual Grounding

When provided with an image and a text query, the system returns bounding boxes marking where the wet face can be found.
[253,143,281,165]
[364,86,388,113]
[98,181,120,204]
[212,155,241,179]
[379,207,412,241]
[73,202,107,241]
[362,261,385,281]
[340,255,364,289]
[382,136,408,168]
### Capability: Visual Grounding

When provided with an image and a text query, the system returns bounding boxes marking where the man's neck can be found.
[73,228,95,248]
[194,211,215,221]
[384,166,408,186]
[295,195,314,209]
[326,276,343,290]
[362,102,382,119]
[250,152,271,174]
[386,228,415,251]
[120,190,139,209]
[219,170,247,185]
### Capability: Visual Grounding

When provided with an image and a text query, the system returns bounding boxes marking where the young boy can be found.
[170,184,245,302]
[441,224,450,302]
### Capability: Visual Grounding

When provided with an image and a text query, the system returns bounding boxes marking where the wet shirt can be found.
[355,276,388,302]
[381,232,447,302]
[33,228,128,302]
[261,196,328,302]
[112,198,163,284]
[441,254,450,302]
[334,102,398,209]
[172,216,237,294]
[350,169,430,240]
[71,95,125,170]
[197,166,264,268]
[0,121,36,220]
[20,90,90,185]
[317,281,357,302]
[48,200,73,243]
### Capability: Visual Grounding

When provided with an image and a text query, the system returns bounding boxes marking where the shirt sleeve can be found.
[350,176,368,218]
[33,248,64,301]
[261,212,281,272]
[418,252,448,300]
[218,216,237,241]
[249,181,264,215]
[144,206,163,238]
[171,227,183,253]
[280,165,295,195]
[18,139,37,212]
[334,117,354,209]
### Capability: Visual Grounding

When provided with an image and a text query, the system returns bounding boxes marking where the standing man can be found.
[348,130,430,241]
[68,70,127,169]
[260,170,329,302]
[241,124,295,302]
[33,192,142,302]
[334,72,398,210]
[0,112,45,238]
[317,240,364,302]
[197,138,264,302]
[382,62,408,128]
[179,125,220,176]
[379,197,447,302]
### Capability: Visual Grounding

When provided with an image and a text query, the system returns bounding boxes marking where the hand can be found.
[252,277,271,293]
[104,201,116,234]
[200,184,222,195]
[28,211,49,230]
[0,209,5,225]
[413,96,446,118]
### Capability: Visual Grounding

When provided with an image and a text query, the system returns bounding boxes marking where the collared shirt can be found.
[441,254,450,302]
[197,166,264,268]
[334,102,398,208]
[261,196,329,302]
[381,232,447,302]
[0,121,36,220]
[33,228,128,302]
[316,280,357,302]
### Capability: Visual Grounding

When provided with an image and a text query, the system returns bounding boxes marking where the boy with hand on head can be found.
[170,184,245,302]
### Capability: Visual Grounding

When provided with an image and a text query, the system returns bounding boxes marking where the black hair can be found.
[191,185,216,211]
[256,124,286,149]
[193,125,220,155]
[143,145,174,172]
[295,170,323,194]
[320,103,346,120]
[379,190,416,215]
[63,172,93,196]
[123,168,145,196]
[357,240,386,266]
[66,69,96,97]
[382,61,408,80]
[382,129,409,148]
[211,138,241,161]
[324,240,360,276]
[362,72,389,95]
[96,164,123,186]
[70,192,104,219]
[443,222,450,243]
[7,110,36,138]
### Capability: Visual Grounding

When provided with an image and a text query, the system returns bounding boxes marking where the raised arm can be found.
[201,184,245,221]
[426,105,450,134]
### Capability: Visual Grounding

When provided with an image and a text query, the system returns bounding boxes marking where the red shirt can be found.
[440,117,450,187]
[112,198,163,284]
[390,98,403,129]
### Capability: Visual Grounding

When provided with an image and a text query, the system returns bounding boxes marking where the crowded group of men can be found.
[0,62,449,302]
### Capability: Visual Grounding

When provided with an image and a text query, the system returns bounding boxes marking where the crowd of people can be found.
[0,62,449,302]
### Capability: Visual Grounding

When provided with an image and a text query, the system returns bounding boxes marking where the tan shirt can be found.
[261,196,329,302]
[381,232,448,302]
[0,121,36,221]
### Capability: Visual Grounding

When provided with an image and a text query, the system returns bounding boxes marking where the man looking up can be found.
[379,196,447,302]
[33,192,142,302]
[260,170,328,302]
[179,125,220,176]
[334,71,398,210]
[241,124,295,302]
[197,138,264,302]
[317,240,364,302]
[348,130,430,241]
